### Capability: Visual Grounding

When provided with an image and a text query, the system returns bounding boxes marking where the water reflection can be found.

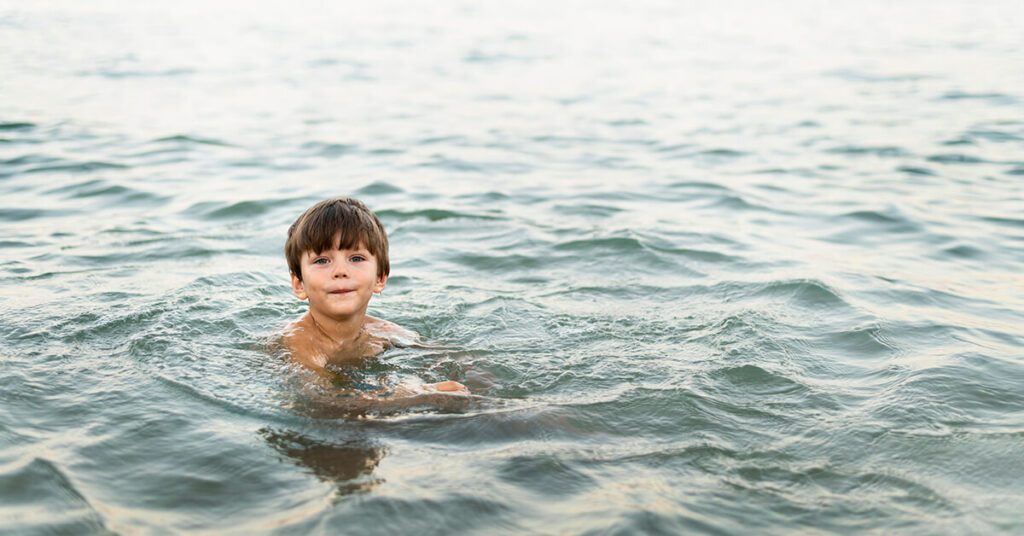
[259,427,387,497]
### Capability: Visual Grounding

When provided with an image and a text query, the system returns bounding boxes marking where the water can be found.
[2,0,1023,533]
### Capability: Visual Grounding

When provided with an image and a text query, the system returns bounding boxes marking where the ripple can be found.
[0,121,35,131]
[376,208,503,222]
[926,153,987,165]
[0,207,69,222]
[85,67,197,79]
[834,208,923,236]
[827,145,908,157]
[355,181,404,195]
[664,180,732,193]
[23,160,127,175]
[0,457,107,533]
[301,141,357,158]
[712,364,807,393]
[896,166,935,176]
[184,198,302,220]
[152,134,231,147]
[497,453,597,497]
[750,279,851,311]
[698,148,747,158]
[941,244,986,259]
[963,129,1022,143]
[0,240,35,248]
[44,178,166,205]
[552,203,623,217]
[939,91,1017,104]
[451,252,542,271]
[813,324,899,359]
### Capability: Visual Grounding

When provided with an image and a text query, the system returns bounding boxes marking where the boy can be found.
[283,197,466,395]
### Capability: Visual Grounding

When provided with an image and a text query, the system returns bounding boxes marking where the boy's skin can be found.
[283,238,467,396]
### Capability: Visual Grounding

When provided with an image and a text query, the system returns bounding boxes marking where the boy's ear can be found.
[374,274,388,294]
[291,273,308,300]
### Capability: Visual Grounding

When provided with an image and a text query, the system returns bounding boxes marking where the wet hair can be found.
[285,197,389,281]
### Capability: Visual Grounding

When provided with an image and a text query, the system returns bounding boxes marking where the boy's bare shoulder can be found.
[364,315,420,346]
[281,319,328,369]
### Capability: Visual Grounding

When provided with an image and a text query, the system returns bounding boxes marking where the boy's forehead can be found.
[305,240,370,255]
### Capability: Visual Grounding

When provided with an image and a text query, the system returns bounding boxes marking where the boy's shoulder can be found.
[281,317,328,369]
[364,315,420,347]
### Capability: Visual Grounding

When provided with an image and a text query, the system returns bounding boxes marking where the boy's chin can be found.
[311,305,365,320]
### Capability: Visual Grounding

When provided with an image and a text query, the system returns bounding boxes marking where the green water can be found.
[1,1,1023,534]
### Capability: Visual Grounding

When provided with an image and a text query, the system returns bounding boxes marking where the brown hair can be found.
[285,197,390,281]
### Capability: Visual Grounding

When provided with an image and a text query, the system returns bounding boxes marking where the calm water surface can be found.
[1,1,1023,533]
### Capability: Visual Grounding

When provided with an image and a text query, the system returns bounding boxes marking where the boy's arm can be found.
[295,379,475,418]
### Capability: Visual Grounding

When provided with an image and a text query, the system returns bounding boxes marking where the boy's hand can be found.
[428,380,468,393]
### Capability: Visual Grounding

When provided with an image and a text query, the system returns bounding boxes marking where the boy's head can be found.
[285,197,390,282]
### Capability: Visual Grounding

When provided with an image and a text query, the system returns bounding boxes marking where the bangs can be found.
[285,197,390,280]
[300,206,375,255]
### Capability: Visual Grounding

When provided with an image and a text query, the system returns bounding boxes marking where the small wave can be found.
[375,208,502,222]
[926,153,987,165]
[496,453,597,497]
[710,364,809,396]
[705,194,767,212]
[831,206,927,236]
[941,244,986,259]
[963,129,1022,143]
[939,91,1016,104]
[698,148,747,158]
[184,198,302,220]
[451,252,542,271]
[827,145,908,157]
[0,457,108,533]
[654,142,695,154]
[417,156,532,174]
[23,160,127,175]
[84,67,197,79]
[0,207,67,222]
[301,141,357,157]
[554,236,646,253]
[44,178,166,205]
[839,209,905,224]
[355,181,404,195]
[0,121,35,131]
[896,166,935,176]
[752,279,850,310]
[656,145,748,160]
[826,69,932,82]
[0,239,34,248]
[975,215,1024,228]
[2,153,62,167]
[871,365,1024,427]
[665,180,732,192]
[553,203,623,217]
[725,462,953,518]
[152,134,231,147]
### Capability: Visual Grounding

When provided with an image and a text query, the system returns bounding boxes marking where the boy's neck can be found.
[307,309,366,347]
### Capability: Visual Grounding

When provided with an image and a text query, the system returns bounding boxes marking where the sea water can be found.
[1,0,1022,533]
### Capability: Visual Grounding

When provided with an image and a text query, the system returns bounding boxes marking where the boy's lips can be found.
[328,289,355,294]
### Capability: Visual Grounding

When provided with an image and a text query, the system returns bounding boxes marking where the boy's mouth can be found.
[329,289,354,294]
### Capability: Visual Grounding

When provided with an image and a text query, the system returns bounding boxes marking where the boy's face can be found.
[290,241,387,321]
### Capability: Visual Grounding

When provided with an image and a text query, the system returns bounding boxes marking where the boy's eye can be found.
[350,255,366,262]
[312,257,330,265]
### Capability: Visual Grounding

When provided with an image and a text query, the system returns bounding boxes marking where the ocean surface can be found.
[1,1,1023,533]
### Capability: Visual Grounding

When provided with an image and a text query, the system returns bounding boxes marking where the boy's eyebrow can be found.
[306,246,371,255]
